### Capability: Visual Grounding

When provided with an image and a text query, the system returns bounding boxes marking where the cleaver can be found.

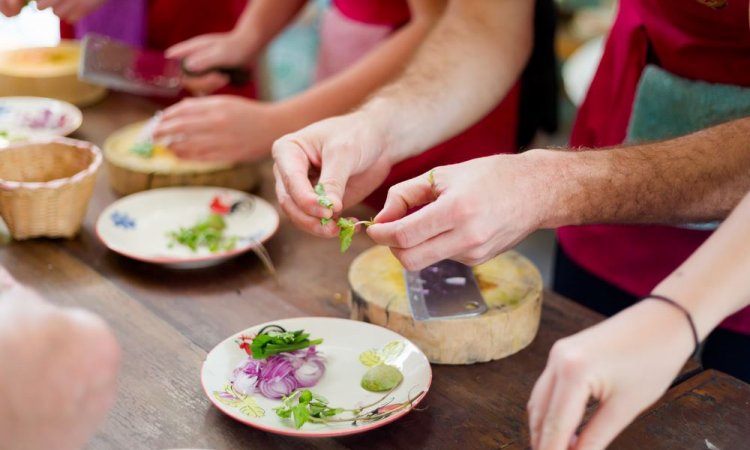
[78,33,251,97]
[404,260,488,321]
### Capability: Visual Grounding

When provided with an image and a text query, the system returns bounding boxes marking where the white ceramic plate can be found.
[96,187,279,268]
[0,96,82,142]
[202,317,432,438]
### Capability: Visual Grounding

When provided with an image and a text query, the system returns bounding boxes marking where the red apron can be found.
[60,0,255,101]
[559,0,750,334]
[328,0,520,208]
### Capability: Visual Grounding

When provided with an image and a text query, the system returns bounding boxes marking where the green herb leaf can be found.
[129,141,155,158]
[337,218,356,253]
[249,327,323,360]
[167,213,237,254]
[292,403,311,429]
[320,217,332,226]
[314,183,334,209]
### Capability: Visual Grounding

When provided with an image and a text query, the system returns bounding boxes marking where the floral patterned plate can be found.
[202,317,432,437]
[0,96,82,143]
[96,187,279,268]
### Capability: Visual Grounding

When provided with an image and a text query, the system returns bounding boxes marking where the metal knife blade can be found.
[79,33,182,97]
[404,260,488,321]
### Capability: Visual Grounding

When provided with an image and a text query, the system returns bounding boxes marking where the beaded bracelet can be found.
[642,294,700,357]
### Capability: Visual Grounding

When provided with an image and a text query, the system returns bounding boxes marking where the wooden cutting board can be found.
[0,41,107,107]
[349,246,543,365]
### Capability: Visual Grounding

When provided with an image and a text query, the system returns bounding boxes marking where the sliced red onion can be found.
[232,372,259,395]
[230,345,326,399]
[258,375,298,399]
[294,358,326,387]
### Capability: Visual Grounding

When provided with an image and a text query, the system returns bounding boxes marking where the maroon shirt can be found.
[559,0,750,334]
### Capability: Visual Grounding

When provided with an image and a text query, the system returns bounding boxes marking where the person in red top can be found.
[272,0,750,383]
[0,0,255,100]
[554,0,750,378]
[151,0,556,208]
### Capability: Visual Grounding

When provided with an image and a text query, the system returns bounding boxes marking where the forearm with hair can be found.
[538,116,750,227]
[361,0,534,163]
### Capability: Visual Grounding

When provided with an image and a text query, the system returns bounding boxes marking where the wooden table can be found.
[1,93,747,449]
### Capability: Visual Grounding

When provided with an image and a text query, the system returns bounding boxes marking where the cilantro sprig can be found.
[167,213,238,253]
[313,183,374,252]
[250,325,323,360]
[275,386,422,429]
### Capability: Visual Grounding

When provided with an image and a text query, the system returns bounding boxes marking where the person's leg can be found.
[553,244,638,317]
[701,328,750,383]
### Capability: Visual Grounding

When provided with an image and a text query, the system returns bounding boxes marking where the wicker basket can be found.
[0,139,102,239]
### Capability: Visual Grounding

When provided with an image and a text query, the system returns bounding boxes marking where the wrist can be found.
[358,100,414,165]
[230,26,262,64]
[519,149,580,229]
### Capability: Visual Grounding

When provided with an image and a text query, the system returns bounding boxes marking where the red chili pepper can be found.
[210,196,231,215]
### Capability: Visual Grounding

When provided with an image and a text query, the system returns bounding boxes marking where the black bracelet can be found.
[641,294,700,357]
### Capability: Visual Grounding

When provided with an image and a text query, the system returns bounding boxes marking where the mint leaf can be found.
[314,183,334,209]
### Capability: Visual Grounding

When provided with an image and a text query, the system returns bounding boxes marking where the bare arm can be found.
[538,116,750,227]
[230,0,308,60]
[363,0,534,163]
[271,0,448,133]
[528,190,750,450]
[367,116,750,271]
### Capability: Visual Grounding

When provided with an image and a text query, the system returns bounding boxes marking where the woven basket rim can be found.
[0,137,102,190]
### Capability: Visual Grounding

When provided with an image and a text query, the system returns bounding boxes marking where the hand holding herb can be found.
[314,183,375,252]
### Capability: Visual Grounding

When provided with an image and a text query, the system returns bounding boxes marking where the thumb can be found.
[317,151,357,213]
[373,173,435,224]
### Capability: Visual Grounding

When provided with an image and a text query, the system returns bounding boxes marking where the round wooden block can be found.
[103,121,259,195]
[349,246,543,365]
[0,41,107,107]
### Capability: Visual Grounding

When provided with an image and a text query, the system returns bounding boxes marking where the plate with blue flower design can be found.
[201,317,432,437]
[96,186,279,268]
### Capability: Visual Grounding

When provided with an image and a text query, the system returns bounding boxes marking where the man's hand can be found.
[166,32,256,96]
[0,269,120,450]
[153,96,280,163]
[271,112,393,237]
[367,152,551,270]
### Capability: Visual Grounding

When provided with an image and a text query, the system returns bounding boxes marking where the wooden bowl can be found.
[0,41,107,107]
[103,121,259,195]
[349,246,543,365]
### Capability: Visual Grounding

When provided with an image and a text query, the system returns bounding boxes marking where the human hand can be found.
[153,96,279,163]
[34,0,106,22]
[0,0,25,17]
[166,32,256,96]
[526,299,695,450]
[0,268,120,450]
[271,112,393,237]
[367,152,550,271]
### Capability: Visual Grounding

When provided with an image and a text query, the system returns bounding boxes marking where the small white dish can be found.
[202,317,432,437]
[0,96,82,143]
[96,187,279,268]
